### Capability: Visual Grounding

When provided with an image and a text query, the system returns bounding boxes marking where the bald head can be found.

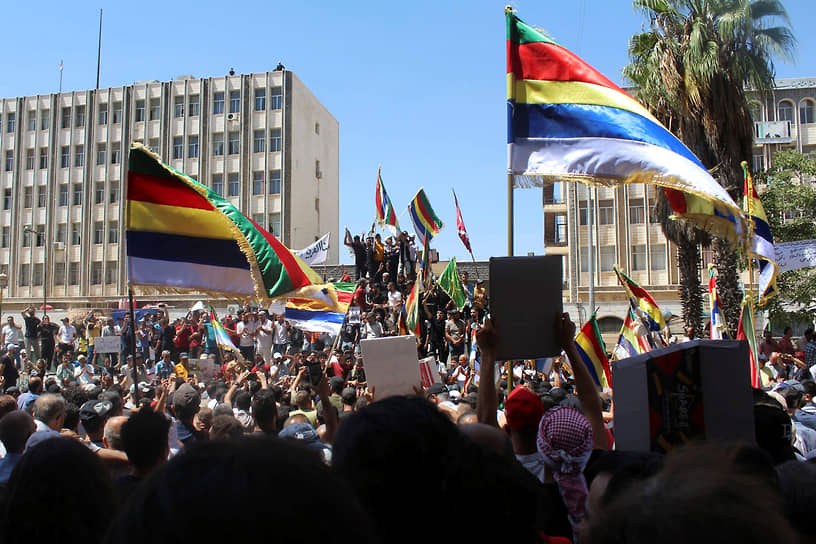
[103,416,128,451]
[0,411,35,454]
[459,423,514,459]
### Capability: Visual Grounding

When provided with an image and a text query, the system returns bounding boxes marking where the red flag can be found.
[452,190,471,253]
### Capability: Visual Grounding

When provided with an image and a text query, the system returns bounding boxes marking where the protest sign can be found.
[348,306,361,324]
[189,358,217,380]
[774,239,816,273]
[360,335,419,398]
[94,336,120,354]
[293,233,330,265]
[613,339,754,453]
[418,356,438,388]
[489,255,563,360]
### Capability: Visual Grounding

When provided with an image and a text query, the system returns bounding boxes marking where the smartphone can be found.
[306,361,323,386]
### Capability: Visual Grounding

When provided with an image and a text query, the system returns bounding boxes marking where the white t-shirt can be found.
[58,324,77,345]
[272,321,288,345]
[388,290,403,308]
[256,320,274,349]
[2,325,23,346]
[236,320,257,347]
[516,451,547,483]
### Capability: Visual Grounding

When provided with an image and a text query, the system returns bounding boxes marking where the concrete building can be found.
[0,70,338,310]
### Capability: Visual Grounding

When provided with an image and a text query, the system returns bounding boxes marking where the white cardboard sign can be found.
[360,335,420,399]
[94,336,121,354]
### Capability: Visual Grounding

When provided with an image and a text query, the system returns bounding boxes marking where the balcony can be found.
[754,120,793,144]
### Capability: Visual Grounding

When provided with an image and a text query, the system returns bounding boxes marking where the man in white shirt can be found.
[362,313,384,339]
[2,317,24,348]
[272,314,289,356]
[255,311,274,364]
[387,282,403,310]
[57,317,77,358]
[235,312,257,362]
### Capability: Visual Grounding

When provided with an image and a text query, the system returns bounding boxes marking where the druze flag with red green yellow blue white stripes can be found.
[126,144,322,301]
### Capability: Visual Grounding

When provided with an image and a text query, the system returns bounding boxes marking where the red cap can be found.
[505,387,544,432]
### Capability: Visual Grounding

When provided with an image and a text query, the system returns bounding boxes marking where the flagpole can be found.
[96,9,102,89]
[59,60,63,93]
[507,174,514,256]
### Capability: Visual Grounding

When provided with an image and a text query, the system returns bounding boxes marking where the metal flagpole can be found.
[128,286,139,402]
[507,174,514,256]
[587,187,595,312]
[96,9,103,89]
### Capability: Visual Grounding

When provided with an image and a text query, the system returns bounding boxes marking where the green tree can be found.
[625,0,796,335]
[760,150,816,323]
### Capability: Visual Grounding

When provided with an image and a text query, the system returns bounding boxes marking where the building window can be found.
[2,189,10,210]
[69,263,79,286]
[1,227,8,248]
[39,148,47,169]
[22,229,31,248]
[149,98,160,120]
[108,221,119,244]
[23,187,33,208]
[172,137,183,159]
[61,107,71,128]
[598,199,615,225]
[269,170,281,194]
[40,110,49,130]
[25,149,34,170]
[269,128,281,152]
[74,145,84,167]
[54,262,65,286]
[61,146,70,168]
[753,153,765,174]
[110,182,119,203]
[135,99,145,122]
[5,151,13,172]
[632,244,647,271]
[75,105,85,127]
[227,173,240,196]
[800,101,815,125]
[111,145,120,164]
[37,185,46,208]
[600,246,616,271]
[96,144,106,165]
[211,174,223,195]
[59,184,69,206]
[270,88,282,110]
[651,244,666,270]
[112,102,122,124]
[253,130,265,153]
[254,89,265,111]
[778,101,794,122]
[188,95,200,117]
[72,183,82,206]
[71,223,81,245]
[99,104,109,124]
[187,135,198,159]
[315,122,320,135]
[91,262,103,285]
[213,92,224,114]
[32,264,43,286]
[252,171,264,195]
[228,132,239,155]
[56,223,67,244]
[229,90,240,113]
[252,213,264,228]
[94,182,104,204]
[268,212,281,237]
[148,138,159,153]
[27,111,36,131]
[19,264,29,287]
[105,261,117,284]
[6,112,15,133]
[174,96,184,118]
[212,133,224,156]
[629,201,645,224]
[93,221,104,244]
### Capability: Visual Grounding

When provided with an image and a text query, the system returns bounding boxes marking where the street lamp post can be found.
[0,272,7,318]
[24,226,47,317]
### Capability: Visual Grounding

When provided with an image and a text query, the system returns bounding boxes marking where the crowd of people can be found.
[0,262,814,543]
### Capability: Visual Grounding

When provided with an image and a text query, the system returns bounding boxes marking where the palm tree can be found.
[625,0,795,335]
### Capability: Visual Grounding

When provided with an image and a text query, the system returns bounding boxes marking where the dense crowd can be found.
[0,256,814,543]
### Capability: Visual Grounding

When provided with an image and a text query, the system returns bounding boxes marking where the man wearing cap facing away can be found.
[79,399,114,450]
[174,383,205,446]
[174,353,191,380]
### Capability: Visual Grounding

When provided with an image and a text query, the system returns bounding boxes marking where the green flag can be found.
[437,257,466,311]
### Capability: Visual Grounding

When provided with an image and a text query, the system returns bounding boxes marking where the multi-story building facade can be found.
[0,70,338,310]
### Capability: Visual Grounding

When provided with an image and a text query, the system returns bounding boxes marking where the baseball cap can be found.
[173,383,200,414]
[505,387,545,432]
[5,343,17,351]
[273,352,282,360]
[179,352,189,359]
[79,400,113,426]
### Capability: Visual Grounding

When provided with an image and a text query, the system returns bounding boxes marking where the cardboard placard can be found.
[488,256,563,360]
[360,335,420,399]
[94,336,121,354]
[190,358,217,381]
[418,356,439,388]
[348,306,361,325]
[613,339,754,453]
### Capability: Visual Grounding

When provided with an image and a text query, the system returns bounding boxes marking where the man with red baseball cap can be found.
[504,386,545,482]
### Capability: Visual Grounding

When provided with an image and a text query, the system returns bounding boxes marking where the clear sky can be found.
[1,0,812,264]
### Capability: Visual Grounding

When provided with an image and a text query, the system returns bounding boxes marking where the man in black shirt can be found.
[38,315,58,372]
[21,307,40,362]
[0,345,19,391]
[344,235,368,280]
[341,319,360,351]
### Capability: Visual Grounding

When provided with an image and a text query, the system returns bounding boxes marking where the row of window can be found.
[211,171,282,196]
[3,144,122,172]
[577,200,659,226]
[2,181,120,210]
[17,261,118,287]
[579,244,667,273]
[0,87,283,134]
[0,220,119,249]
[209,129,282,157]
[750,99,816,125]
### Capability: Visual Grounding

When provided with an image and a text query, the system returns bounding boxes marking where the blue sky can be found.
[1,0,812,264]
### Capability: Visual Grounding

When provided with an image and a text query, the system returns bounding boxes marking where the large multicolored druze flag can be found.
[126,144,321,300]
[437,257,467,311]
[736,295,761,388]
[505,9,743,242]
[611,306,652,360]
[574,312,612,388]
[742,162,778,305]
[405,279,422,338]
[708,264,730,340]
[613,266,666,340]
[408,188,443,242]
[209,306,244,362]
[375,167,400,236]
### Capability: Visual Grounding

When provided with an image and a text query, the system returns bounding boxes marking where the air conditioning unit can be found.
[53,242,65,251]
[315,168,322,179]
[227,112,239,122]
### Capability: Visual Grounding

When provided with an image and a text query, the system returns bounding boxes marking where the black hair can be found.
[776,460,816,541]
[801,380,816,397]
[234,391,252,411]
[251,389,278,432]
[100,390,122,414]
[105,438,375,544]
[209,415,245,440]
[0,411,33,454]
[2,437,115,542]
[121,409,170,472]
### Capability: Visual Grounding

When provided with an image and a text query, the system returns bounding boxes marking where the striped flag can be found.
[613,266,666,336]
[408,188,443,242]
[708,264,730,340]
[405,281,422,338]
[452,189,472,253]
[209,306,244,362]
[126,144,321,300]
[285,297,345,335]
[375,167,400,236]
[574,312,612,388]
[742,161,778,306]
[736,295,761,388]
[611,306,652,360]
[505,9,743,244]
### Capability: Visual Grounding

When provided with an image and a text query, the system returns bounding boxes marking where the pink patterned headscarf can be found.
[536,406,593,530]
